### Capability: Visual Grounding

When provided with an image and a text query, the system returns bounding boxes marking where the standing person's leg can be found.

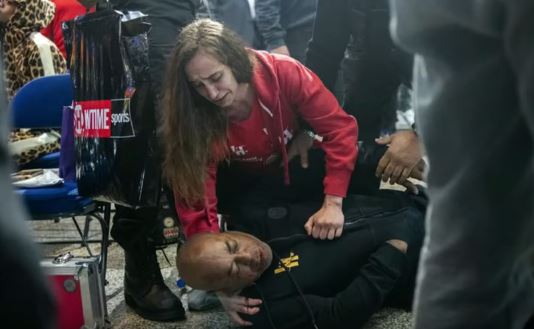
[342,52,401,143]
[110,9,194,320]
[411,60,534,329]
[284,22,314,63]
[112,206,185,321]
[342,0,410,143]
[146,18,182,99]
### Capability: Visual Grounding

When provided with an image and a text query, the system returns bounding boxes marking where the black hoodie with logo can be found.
[238,191,426,329]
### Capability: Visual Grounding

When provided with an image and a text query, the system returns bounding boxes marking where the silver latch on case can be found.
[53,252,73,264]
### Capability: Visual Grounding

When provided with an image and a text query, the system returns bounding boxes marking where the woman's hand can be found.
[286,130,314,168]
[304,195,344,240]
[217,291,262,327]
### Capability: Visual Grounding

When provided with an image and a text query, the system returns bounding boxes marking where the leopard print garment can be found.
[9,129,60,165]
[3,0,67,99]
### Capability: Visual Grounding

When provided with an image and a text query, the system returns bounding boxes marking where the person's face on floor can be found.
[0,0,17,23]
[185,49,249,121]
[179,231,273,294]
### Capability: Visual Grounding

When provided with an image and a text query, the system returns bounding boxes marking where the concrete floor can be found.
[30,216,414,329]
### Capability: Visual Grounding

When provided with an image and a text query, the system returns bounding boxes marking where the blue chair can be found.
[9,74,72,168]
[9,74,111,293]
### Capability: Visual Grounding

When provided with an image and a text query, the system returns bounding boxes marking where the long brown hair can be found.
[161,19,254,205]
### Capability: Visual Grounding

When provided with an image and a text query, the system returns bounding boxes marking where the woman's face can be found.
[180,231,273,294]
[0,0,17,23]
[185,50,242,112]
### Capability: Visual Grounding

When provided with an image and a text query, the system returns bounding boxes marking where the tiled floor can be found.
[30,217,414,329]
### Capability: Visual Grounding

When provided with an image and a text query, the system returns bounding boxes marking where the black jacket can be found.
[305,0,413,141]
[239,192,426,329]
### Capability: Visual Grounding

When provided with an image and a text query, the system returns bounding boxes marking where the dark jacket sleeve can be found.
[247,243,407,329]
[0,45,56,329]
[305,0,350,92]
[255,0,285,50]
[506,1,534,136]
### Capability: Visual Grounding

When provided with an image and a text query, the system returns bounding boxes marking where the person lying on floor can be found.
[177,191,425,328]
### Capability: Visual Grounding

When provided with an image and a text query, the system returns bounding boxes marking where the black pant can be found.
[217,143,387,230]
[112,10,194,228]
[285,22,314,63]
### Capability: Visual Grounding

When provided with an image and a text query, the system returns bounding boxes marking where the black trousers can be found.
[217,143,387,222]
[285,22,315,63]
[112,5,194,228]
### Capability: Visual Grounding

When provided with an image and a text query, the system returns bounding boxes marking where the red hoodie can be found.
[176,50,358,237]
[41,0,92,58]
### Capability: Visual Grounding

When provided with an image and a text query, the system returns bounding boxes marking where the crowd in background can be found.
[0,0,533,328]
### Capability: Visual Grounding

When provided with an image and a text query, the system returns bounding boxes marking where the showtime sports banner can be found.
[73,98,134,138]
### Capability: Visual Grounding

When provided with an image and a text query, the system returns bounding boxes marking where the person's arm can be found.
[243,243,408,329]
[174,162,220,237]
[278,58,358,199]
[255,0,287,54]
[374,69,424,192]
[305,0,350,92]
[277,57,358,240]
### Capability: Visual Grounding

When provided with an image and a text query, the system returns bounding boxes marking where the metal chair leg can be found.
[90,202,111,325]
[82,215,93,244]
[72,216,94,257]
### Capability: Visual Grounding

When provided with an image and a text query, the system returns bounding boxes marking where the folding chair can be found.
[9,74,112,290]
[10,72,67,169]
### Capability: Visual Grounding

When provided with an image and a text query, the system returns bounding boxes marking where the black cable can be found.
[271,249,319,329]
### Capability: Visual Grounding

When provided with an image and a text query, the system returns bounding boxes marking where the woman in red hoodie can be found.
[161,19,358,241]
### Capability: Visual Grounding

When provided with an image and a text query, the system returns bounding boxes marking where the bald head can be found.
[176,231,273,293]
[176,233,224,290]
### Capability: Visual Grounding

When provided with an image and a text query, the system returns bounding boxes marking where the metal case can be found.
[41,253,108,329]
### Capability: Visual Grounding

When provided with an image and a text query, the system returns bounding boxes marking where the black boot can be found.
[123,242,185,321]
[112,208,185,322]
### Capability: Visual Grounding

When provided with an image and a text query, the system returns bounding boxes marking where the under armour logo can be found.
[283,129,293,145]
[230,145,247,156]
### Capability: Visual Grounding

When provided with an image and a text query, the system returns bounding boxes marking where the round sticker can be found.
[163,216,175,228]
